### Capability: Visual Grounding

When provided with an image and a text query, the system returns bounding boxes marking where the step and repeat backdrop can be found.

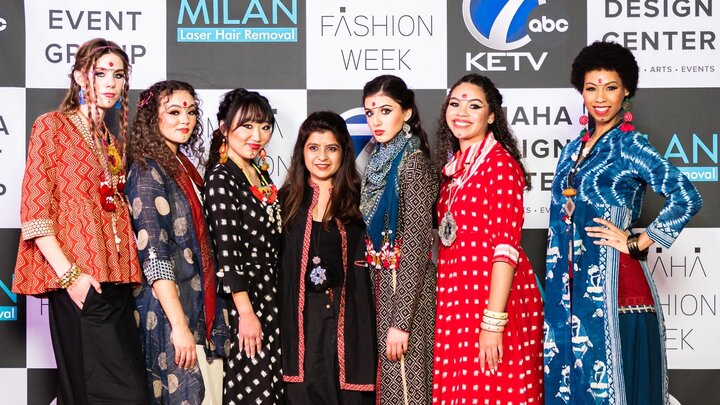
[0,0,718,403]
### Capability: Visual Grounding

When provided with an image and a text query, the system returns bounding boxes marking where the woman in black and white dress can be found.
[204,88,283,404]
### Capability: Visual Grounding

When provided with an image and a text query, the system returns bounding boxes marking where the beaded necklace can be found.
[562,139,591,198]
[239,161,282,231]
[241,162,278,204]
[69,111,125,251]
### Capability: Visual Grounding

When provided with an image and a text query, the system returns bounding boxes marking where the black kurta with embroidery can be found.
[280,184,377,394]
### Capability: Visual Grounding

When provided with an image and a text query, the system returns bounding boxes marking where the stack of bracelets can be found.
[481,308,508,333]
[57,263,82,288]
[626,233,649,261]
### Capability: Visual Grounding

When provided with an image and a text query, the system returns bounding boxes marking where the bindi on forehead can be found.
[372,101,376,107]
[461,93,467,99]
[183,101,187,107]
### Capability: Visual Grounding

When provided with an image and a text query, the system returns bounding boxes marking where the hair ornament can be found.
[137,91,154,109]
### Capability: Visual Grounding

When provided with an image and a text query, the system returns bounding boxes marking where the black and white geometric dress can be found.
[204,159,283,405]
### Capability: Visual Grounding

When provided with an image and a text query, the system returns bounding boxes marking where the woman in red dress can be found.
[432,74,544,404]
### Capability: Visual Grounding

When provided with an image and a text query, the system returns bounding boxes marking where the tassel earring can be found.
[619,98,635,133]
[402,122,412,138]
[219,137,228,164]
[259,148,269,171]
[79,88,86,105]
[579,114,590,142]
[114,96,123,110]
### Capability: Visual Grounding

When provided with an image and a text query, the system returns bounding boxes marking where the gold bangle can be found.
[57,263,82,289]
[481,322,505,333]
[483,308,508,320]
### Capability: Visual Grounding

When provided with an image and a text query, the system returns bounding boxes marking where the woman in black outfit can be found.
[279,111,376,404]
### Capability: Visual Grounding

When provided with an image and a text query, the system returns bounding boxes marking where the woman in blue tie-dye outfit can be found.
[543,41,702,405]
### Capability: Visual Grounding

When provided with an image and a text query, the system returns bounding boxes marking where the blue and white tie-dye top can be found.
[550,126,702,248]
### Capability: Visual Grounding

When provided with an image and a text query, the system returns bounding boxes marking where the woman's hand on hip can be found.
[585,218,631,254]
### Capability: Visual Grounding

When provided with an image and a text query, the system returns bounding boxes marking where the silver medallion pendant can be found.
[310,256,328,286]
[439,211,458,247]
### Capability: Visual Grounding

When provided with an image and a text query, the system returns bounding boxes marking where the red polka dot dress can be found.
[433,134,544,405]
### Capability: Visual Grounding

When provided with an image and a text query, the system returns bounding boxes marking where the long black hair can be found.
[205,88,275,171]
[362,74,431,157]
[279,111,362,229]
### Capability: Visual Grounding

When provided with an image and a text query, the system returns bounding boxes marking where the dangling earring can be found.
[579,114,590,142]
[402,122,412,138]
[114,96,123,110]
[219,137,228,164]
[259,148,269,171]
[619,98,635,133]
[78,88,86,105]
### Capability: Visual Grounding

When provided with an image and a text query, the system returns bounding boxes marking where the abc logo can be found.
[528,16,569,33]
[462,0,570,51]
[526,2,571,48]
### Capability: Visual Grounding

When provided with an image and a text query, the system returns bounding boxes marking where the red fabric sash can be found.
[617,252,654,307]
[174,153,217,341]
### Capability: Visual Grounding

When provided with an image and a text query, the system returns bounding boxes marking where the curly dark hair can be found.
[362,74,431,157]
[570,41,639,98]
[279,111,363,229]
[434,74,530,189]
[126,80,204,176]
[205,88,275,171]
[59,38,132,150]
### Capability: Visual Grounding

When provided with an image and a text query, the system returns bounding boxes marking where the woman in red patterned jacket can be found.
[11,38,147,404]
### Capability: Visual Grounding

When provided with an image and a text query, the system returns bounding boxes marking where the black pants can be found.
[285,290,374,405]
[48,283,148,405]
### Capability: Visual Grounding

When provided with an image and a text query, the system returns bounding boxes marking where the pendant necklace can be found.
[438,182,460,247]
[309,201,329,287]
[439,142,487,247]
[563,119,620,216]
[563,140,591,198]
[69,111,125,251]
[240,162,282,230]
